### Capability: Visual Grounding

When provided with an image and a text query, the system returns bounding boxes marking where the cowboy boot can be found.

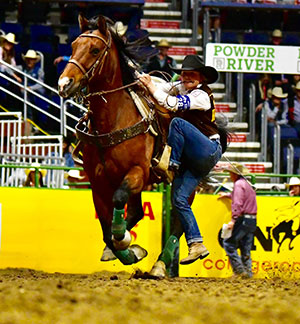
[180,242,209,265]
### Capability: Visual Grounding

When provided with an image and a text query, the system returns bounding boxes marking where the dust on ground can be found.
[0,268,299,324]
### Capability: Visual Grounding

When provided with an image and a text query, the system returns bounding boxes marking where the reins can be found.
[84,70,173,101]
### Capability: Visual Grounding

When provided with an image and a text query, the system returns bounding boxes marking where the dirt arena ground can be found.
[0,268,299,324]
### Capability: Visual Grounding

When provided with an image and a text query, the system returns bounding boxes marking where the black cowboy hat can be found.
[171,55,219,84]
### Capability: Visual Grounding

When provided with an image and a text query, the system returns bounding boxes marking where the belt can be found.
[244,214,256,219]
[209,134,220,140]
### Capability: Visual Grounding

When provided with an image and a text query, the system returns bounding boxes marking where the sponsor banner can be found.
[0,188,162,274]
[205,43,300,74]
[179,195,300,278]
[0,203,1,250]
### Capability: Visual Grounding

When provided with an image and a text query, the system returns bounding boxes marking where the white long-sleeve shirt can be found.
[152,80,211,112]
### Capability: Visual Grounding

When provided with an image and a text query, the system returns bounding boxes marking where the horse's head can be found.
[58,14,111,98]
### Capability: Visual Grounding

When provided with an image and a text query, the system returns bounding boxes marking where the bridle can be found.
[67,31,112,83]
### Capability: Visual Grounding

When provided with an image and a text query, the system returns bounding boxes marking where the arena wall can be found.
[0,188,162,274]
[179,195,300,279]
[0,188,299,278]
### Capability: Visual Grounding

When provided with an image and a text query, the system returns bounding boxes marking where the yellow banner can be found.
[179,195,300,278]
[0,188,162,274]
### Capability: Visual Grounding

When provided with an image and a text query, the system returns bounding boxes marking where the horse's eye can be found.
[92,48,100,55]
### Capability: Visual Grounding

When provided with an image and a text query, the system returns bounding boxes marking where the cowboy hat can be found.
[22,49,41,62]
[157,39,171,48]
[113,21,128,37]
[272,29,282,38]
[171,55,219,84]
[286,177,300,187]
[295,81,300,91]
[67,169,85,180]
[271,87,288,98]
[25,162,47,177]
[223,162,249,175]
[0,32,18,45]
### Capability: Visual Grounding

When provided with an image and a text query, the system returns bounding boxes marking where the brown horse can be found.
[58,14,164,264]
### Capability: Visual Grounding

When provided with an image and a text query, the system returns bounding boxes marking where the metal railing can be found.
[249,83,256,142]
[273,124,281,183]
[0,59,87,136]
[259,102,268,162]
[0,134,64,188]
[0,111,22,156]
[0,163,84,189]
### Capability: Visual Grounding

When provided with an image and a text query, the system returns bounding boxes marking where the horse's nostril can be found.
[58,77,74,96]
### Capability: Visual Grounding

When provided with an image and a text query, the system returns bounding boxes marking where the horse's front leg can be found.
[111,166,148,264]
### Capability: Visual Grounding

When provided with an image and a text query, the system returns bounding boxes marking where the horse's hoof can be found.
[128,244,148,262]
[149,261,167,279]
[100,245,117,262]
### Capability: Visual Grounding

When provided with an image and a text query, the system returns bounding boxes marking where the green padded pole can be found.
[158,235,178,267]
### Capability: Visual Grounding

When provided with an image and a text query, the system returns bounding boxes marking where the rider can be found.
[139,55,226,268]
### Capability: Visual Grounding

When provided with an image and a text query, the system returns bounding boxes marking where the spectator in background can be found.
[271,29,283,46]
[256,87,289,126]
[290,81,300,136]
[287,177,300,197]
[63,136,75,168]
[256,87,289,150]
[0,33,22,83]
[24,163,47,187]
[144,39,177,81]
[286,75,300,123]
[53,55,70,66]
[65,169,89,189]
[218,163,257,278]
[20,50,46,122]
[113,21,128,41]
[269,29,290,87]
[255,73,273,106]
[21,50,44,92]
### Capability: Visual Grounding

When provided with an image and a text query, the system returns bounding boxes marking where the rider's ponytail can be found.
[215,114,231,154]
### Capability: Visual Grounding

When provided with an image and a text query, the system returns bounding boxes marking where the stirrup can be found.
[152,144,172,172]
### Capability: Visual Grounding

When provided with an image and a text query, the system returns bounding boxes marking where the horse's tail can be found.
[215,114,232,154]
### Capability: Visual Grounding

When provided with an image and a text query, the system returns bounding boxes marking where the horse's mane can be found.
[87,16,157,85]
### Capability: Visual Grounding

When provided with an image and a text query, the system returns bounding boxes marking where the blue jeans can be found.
[223,216,257,277]
[168,117,222,245]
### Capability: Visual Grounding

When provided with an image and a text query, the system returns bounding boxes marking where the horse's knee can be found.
[113,181,131,209]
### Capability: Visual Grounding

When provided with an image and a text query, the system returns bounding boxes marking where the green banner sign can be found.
[205,43,300,74]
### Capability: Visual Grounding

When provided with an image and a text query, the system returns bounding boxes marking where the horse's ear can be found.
[78,13,89,32]
[97,15,108,36]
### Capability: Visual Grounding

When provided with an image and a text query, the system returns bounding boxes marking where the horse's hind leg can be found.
[126,193,144,230]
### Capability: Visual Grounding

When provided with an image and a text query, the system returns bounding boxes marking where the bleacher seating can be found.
[0,22,23,35]
[30,25,54,43]
[221,32,239,44]
[243,32,269,44]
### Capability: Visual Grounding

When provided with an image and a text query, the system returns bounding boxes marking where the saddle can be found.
[129,83,174,183]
